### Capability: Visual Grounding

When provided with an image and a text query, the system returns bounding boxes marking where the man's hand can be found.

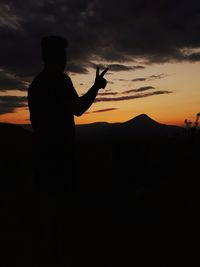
[94,67,109,90]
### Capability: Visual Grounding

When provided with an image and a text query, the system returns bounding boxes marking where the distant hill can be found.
[116,114,185,137]
[76,114,185,141]
[0,122,33,187]
[0,114,185,143]
[123,114,159,127]
[0,122,32,142]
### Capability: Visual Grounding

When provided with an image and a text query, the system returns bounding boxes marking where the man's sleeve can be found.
[64,74,79,98]
[62,74,81,114]
[63,73,99,116]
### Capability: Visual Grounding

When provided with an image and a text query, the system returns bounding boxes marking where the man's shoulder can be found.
[28,72,43,89]
[63,73,72,82]
[28,71,74,92]
[29,71,62,85]
[40,71,72,84]
[62,73,74,88]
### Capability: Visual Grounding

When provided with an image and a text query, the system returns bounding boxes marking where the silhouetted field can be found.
[0,121,199,265]
[0,121,198,223]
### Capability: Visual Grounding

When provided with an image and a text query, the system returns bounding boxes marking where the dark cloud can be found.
[0,95,27,114]
[117,79,129,82]
[132,78,146,82]
[0,2,21,30]
[0,70,27,91]
[109,64,144,72]
[1,1,200,80]
[67,62,89,74]
[186,53,200,62]
[106,64,144,72]
[91,63,144,72]
[123,86,155,94]
[95,90,172,102]
[0,0,200,89]
[85,108,118,114]
[132,74,166,82]
[98,92,118,96]
[148,74,166,80]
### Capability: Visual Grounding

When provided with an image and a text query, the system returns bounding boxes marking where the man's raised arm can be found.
[72,67,109,116]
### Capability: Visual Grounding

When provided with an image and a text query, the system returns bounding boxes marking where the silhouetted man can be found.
[28,36,108,192]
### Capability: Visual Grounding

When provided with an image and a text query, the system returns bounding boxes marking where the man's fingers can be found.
[100,67,109,77]
[96,66,99,77]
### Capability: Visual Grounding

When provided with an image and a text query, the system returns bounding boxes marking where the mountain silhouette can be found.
[0,114,185,144]
[123,113,159,127]
[75,114,185,141]
[116,113,185,137]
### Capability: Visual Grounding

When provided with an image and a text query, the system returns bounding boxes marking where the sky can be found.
[0,0,200,126]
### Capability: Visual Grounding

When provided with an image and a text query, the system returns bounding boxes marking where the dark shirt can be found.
[28,68,99,190]
[28,69,78,143]
[28,68,98,186]
[28,69,81,190]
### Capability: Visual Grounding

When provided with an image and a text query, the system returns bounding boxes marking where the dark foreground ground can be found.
[0,126,199,266]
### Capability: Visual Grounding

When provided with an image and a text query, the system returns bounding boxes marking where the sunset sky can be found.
[0,0,200,126]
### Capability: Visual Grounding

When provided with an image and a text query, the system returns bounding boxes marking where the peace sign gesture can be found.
[94,66,109,90]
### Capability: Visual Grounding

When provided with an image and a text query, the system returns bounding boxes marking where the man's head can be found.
[41,36,68,71]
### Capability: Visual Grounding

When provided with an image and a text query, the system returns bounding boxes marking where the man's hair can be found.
[41,36,68,63]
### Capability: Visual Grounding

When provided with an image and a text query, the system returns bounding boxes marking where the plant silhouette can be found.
[184,112,200,137]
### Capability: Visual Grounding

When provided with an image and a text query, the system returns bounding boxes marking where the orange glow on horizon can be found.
[0,109,189,127]
[1,61,200,127]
